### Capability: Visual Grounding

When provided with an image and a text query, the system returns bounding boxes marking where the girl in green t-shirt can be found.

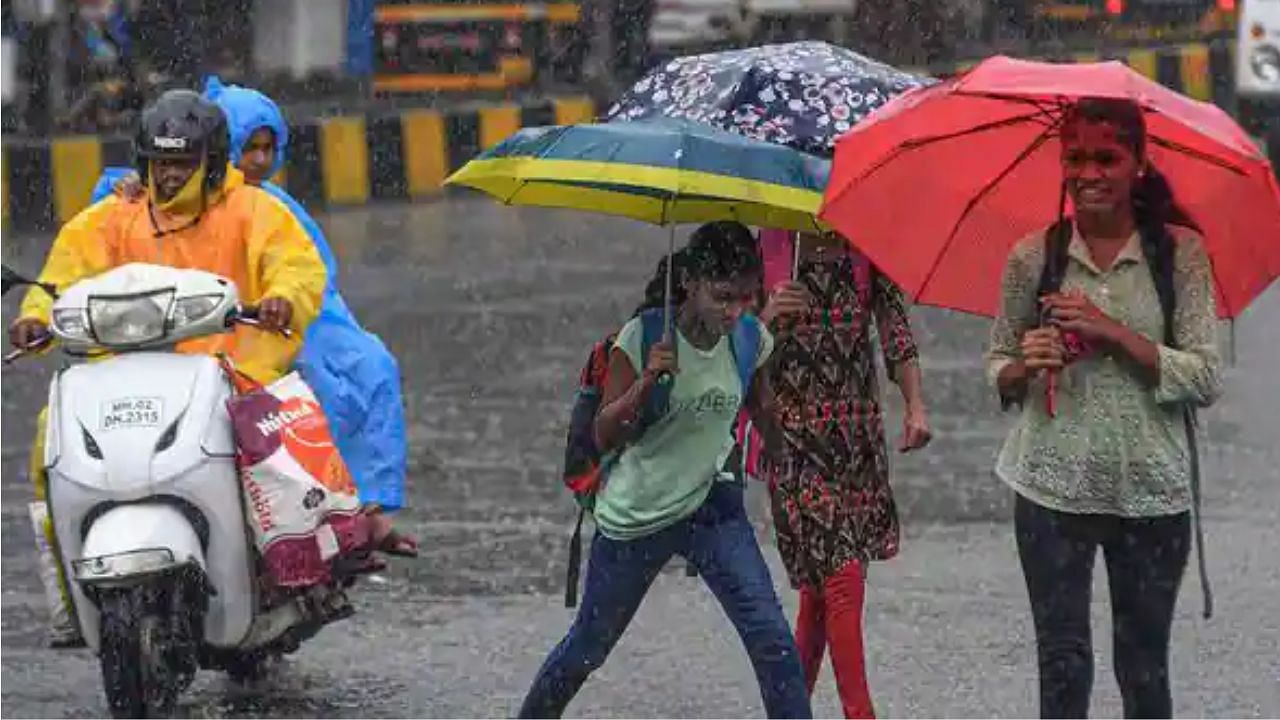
[518,222,811,719]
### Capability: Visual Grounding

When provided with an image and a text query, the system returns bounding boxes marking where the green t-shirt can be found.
[593,316,774,541]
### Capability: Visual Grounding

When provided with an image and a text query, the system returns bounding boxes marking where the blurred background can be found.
[3,5,1279,717]
[0,0,1263,138]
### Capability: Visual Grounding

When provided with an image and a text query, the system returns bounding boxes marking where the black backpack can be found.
[1038,220,1212,619]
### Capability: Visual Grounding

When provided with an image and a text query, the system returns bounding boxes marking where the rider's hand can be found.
[257,297,293,331]
[643,340,677,380]
[9,318,49,350]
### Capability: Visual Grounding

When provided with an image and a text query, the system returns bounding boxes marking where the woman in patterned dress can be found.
[758,229,932,719]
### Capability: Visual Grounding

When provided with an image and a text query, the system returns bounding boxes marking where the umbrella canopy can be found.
[606,41,931,156]
[819,55,1280,319]
[445,117,831,232]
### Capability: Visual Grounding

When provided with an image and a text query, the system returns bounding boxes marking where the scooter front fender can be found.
[76,504,207,583]
[72,504,207,653]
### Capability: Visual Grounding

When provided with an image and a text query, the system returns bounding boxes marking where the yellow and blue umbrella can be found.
[445,117,831,338]
[444,117,831,233]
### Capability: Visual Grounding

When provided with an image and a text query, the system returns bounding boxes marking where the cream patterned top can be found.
[986,225,1222,517]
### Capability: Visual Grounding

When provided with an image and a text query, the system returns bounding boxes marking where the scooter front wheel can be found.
[98,587,184,718]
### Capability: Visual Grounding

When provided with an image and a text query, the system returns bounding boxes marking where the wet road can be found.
[3,199,1278,718]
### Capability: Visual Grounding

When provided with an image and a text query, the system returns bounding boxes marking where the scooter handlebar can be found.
[232,305,293,339]
[3,332,54,365]
[4,305,290,365]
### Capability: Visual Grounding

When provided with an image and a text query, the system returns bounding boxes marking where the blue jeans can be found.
[518,481,812,719]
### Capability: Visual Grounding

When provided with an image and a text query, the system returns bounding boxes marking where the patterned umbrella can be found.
[607,41,933,157]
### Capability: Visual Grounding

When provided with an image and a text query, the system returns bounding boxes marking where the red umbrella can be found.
[818,55,1280,320]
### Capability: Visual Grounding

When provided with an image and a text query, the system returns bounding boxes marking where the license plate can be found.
[100,397,163,431]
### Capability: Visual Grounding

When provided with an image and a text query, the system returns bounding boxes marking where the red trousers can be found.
[795,560,874,719]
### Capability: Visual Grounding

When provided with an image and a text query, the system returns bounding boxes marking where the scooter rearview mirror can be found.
[1,265,58,299]
[2,265,29,296]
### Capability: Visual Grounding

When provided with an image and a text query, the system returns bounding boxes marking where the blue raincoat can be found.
[92,80,408,511]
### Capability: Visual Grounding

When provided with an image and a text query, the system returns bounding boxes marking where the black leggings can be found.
[1015,494,1190,719]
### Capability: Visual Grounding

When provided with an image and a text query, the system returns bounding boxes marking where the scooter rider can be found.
[9,89,327,646]
[93,77,417,557]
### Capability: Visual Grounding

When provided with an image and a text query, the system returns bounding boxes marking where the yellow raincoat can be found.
[19,166,326,383]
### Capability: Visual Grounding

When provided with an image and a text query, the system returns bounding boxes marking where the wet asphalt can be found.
[2,199,1277,718]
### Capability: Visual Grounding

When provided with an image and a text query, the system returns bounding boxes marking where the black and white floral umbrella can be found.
[607,41,934,157]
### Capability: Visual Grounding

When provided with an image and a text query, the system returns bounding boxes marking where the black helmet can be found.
[135,90,230,191]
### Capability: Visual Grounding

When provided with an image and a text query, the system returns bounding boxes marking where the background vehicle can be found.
[371,0,584,94]
[649,0,857,57]
[1236,0,1280,165]
[1029,0,1236,43]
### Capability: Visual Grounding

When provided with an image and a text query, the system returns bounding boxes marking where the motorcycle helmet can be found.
[134,89,230,192]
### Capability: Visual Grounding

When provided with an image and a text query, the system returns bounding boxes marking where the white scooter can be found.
[5,263,365,718]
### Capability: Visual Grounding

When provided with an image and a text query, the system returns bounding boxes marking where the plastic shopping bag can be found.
[224,365,370,588]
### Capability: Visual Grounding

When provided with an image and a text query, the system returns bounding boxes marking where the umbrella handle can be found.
[1045,371,1058,418]
[664,224,675,341]
[792,231,802,280]
[1038,304,1058,419]
[658,223,676,388]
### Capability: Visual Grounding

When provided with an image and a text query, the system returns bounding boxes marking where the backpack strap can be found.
[639,307,665,358]
[565,506,586,608]
[1183,406,1210,618]
[1141,229,1213,619]
[1139,231,1177,346]
[729,315,762,396]
[1036,219,1074,305]
[638,308,673,427]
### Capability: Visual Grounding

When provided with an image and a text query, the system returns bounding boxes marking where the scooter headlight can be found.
[51,308,91,341]
[87,288,175,347]
[171,294,222,328]
[1250,44,1280,85]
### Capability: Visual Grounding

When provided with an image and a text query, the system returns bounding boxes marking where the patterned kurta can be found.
[763,249,919,590]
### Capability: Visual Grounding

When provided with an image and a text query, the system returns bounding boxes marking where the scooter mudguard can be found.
[70,504,206,653]
[76,504,207,582]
